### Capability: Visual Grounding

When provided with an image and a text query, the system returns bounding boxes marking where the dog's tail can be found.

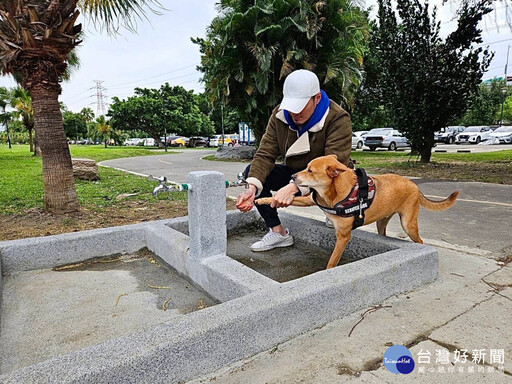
[419,191,459,211]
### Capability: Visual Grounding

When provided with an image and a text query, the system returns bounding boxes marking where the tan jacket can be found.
[246,100,352,195]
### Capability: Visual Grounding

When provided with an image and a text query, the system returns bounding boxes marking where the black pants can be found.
[243,164,300,228]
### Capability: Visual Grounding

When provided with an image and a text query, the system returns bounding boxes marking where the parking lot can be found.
[353,142,512,153]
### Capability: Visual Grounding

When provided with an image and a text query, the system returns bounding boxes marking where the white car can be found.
[143,138,156,146]
[352,131,368,149]
[456,126,492,144]
[488,126,512,144]
[124,138,143,146]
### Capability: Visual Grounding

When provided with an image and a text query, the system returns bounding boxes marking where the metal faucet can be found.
[226,172,248,188]
[150,176,170,196]
[149,175,192,196]
[150,172,246,196]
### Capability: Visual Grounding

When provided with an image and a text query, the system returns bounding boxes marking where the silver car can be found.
[364,128,409,151]
[351,131,368,149]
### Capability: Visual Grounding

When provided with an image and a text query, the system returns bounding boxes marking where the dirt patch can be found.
[0,199,237,242]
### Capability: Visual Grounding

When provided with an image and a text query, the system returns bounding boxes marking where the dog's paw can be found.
[254,197,274,206]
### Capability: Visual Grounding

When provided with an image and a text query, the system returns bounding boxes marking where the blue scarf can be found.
[284,90,330,136]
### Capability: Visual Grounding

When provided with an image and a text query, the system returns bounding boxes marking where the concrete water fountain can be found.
[0,171,438,383]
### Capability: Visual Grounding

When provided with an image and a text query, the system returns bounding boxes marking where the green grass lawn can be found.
[350,148,512,166]
[1,144,511,215]
[351,149,512,184]
[0,144,186,215]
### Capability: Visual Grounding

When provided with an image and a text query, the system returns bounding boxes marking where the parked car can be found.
[487,126,512,144]
[227,134,240,146]
[161,135,179,146]
[143,138,157,147]
[352,131,368,149]
[456,126,492,144]
[76,139,94,145]
[207,134,235,147]
[434,126,465,144]
[124,138,143,146]
[364,128,409,151]
[170,136,189,147]
[187,136,208,147]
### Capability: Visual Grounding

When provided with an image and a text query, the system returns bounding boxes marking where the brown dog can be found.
[255,154,459,269]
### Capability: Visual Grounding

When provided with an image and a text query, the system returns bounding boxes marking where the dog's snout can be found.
[291,174,297,181]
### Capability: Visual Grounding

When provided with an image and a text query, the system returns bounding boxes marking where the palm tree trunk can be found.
[28,127,34,153]
[31,84,79,213]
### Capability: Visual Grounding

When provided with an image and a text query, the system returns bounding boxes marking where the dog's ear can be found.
[326,165,344,178]
[327,154,338,160]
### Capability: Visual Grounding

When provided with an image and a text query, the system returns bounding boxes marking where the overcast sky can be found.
[1,0,511,114]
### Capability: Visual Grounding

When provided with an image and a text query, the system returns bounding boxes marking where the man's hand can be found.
[236,184,257,213]
[271,183,299,208]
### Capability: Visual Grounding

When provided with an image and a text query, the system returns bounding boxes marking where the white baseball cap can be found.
[279,69,320,113]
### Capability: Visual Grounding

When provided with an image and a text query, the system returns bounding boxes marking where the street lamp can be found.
[500,87,507,126]
[221,103,225,147]
[161,94,167,152]
[501,45,511,126]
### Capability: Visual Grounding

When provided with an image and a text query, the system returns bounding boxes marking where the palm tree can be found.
[0,1,162,214]
[10,86,35,152]
[194,0,368,142]
[0,86,12,149]
[80,107,95,124]
[96,115,112,148]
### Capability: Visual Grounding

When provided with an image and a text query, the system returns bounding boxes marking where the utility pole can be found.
[162,93,167,152]
[221,104,225,147]
[93,80,107,117]
[500,45,510,126]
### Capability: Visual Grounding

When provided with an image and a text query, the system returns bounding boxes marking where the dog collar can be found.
[312,168,375,229]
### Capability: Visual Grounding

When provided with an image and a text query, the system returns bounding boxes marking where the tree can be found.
[458,79,507,126]
[0,86,12,148]
[62,109,87,142]
[9,86,35,152]
[109,84,214,142]
[195,92,240,135]
[0,1,162,213]
[351,21,393,131]
[80,107,95,124]
[501,94,512,123]
[373,0,493,163]
[193,0,369,143]
[95,115,112,148]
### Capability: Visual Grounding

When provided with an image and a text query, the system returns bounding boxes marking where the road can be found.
[100,148,512,259]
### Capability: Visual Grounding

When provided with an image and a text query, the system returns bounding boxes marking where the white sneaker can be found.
[325,217,334,228]
[251,229,294,251]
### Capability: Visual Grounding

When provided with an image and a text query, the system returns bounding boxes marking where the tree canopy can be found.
[62,109,88,141]
[193,0,369,142]
[458,79,507,126]
[367,0,493,163]
[108,84,214,143]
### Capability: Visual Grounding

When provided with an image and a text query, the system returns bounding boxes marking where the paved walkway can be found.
[101,150,512,383]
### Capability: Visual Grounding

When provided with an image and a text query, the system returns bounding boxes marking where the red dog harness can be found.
[312,168,376,229]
